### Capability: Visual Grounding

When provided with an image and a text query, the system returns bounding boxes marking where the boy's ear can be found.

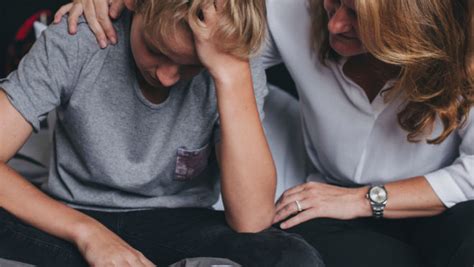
[124,0,136,11]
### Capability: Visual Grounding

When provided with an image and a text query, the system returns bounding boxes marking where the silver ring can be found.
[295,200,303,212]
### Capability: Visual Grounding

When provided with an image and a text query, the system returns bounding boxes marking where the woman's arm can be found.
[189,5,276,233]
[273,176,446,229]
[274,109,474,228]
[0,90,154,266]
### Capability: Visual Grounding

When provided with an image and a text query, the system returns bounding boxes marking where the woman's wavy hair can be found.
[134,0,266,60]
[309,0,474,144]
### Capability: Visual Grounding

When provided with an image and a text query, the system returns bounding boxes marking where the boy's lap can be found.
[118,208,322,266]
[0,209,85,266]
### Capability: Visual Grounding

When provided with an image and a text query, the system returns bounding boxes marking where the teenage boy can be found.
[0,0,323,266]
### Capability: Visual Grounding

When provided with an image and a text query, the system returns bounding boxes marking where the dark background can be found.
[1,0,68,77]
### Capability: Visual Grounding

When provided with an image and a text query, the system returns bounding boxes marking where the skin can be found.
[57,0,447,229]
[0,1,276,266]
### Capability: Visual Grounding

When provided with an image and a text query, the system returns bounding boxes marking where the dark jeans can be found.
[0,207,324,267]
[286,200,474,267]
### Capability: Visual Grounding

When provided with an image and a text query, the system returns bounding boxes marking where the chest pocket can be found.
[175,143,212,181]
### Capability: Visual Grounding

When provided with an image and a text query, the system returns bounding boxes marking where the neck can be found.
[135,69,170,105]
[343,54,401,102]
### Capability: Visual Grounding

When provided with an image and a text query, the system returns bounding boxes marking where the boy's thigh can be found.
[287,218,422,267]
[411,200,474,267]
[120,208,324,267]
[0,208,87,267]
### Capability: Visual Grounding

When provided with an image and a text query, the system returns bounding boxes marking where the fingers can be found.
[109,0,126,19]
[81,2,109,47]
[67,3,84,34]
[127,251,155,267]
[275,190,309,214]
[201,2,218,26]
[275,183,309,207]
[280,208,317,229]
[54,3,74,24]
[91,0,117,45]
[55,0,120,47]
[188,1,218,34]
[273,199,303,224]
[138,252,156,267]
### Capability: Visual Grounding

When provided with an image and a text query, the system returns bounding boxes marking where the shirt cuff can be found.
[425,169,467,208]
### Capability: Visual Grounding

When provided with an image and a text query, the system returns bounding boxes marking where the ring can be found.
[295,200,303,212]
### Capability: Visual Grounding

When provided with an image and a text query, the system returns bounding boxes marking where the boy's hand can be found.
[53,0,125,48]
[74,221,155,266]
[188,0,249,85]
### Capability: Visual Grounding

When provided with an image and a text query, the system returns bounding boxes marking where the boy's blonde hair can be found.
[309,0,473,144]
[134,0,266,60]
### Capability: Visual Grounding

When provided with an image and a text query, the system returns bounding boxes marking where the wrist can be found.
[354,186,372,218]
[210,60,250,88]
[70,218,102,247]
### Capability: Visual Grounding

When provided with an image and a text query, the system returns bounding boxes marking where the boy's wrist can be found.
[209,60,251,88]
[70,217,102,246]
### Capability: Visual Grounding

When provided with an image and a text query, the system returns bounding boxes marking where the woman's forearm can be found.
[355,176,446,219]
[383,176,446,218]
[214,62,276,233]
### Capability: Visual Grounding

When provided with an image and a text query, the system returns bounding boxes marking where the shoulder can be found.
[44,15,96,46]
[45,12,130,54]
[266,0,309,19]
[265,0,311,37]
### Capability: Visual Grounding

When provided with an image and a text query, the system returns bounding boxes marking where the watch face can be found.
[369,186,387,204]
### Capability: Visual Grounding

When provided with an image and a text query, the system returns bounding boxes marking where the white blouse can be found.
[261,0,474,208]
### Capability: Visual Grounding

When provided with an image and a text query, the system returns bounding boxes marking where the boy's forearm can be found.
[214,62,277,233]
[0,163,102,245]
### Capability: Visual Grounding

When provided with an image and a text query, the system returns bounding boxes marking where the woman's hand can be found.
[273,182,371,229]
[188,0,249,84]
[53,0,125,48]
[74,221,155,266]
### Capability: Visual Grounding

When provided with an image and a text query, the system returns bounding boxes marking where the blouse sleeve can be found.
[425,108,474,208]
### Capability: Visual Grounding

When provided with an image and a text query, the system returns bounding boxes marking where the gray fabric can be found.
[0,258,34,267]
[170,257,241,267]
[0,12,267,211]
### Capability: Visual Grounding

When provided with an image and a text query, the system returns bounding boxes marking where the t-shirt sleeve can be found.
[212,58,269,144]
[0,20,80,132]
[258,27,283,69]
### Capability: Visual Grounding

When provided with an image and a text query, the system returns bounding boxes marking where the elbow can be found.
[225,207,275,233]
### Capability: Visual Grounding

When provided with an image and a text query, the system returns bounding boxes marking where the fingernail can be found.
[100,40,107,48]
[110,37,117,44]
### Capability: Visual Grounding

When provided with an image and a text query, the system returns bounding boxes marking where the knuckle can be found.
[309,188,318,195]
[97,15,108,23]
[292,216,300,224]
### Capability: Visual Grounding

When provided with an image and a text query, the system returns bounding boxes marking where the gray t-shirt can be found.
[0,12,268,211]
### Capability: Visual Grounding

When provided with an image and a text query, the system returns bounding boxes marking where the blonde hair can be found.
[309,0,474,144]
[134,0,266,60]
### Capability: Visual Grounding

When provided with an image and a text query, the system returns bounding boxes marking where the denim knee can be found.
[272,232,325,267]
[246,228,325,267]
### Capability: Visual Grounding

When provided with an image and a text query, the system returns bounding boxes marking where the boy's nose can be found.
[327,7,353,34]
[156,64,180,88]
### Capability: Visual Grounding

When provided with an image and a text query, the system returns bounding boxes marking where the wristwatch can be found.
[366,185,388,219]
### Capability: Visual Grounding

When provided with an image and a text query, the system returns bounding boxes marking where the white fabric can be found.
[261,0,474,208]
